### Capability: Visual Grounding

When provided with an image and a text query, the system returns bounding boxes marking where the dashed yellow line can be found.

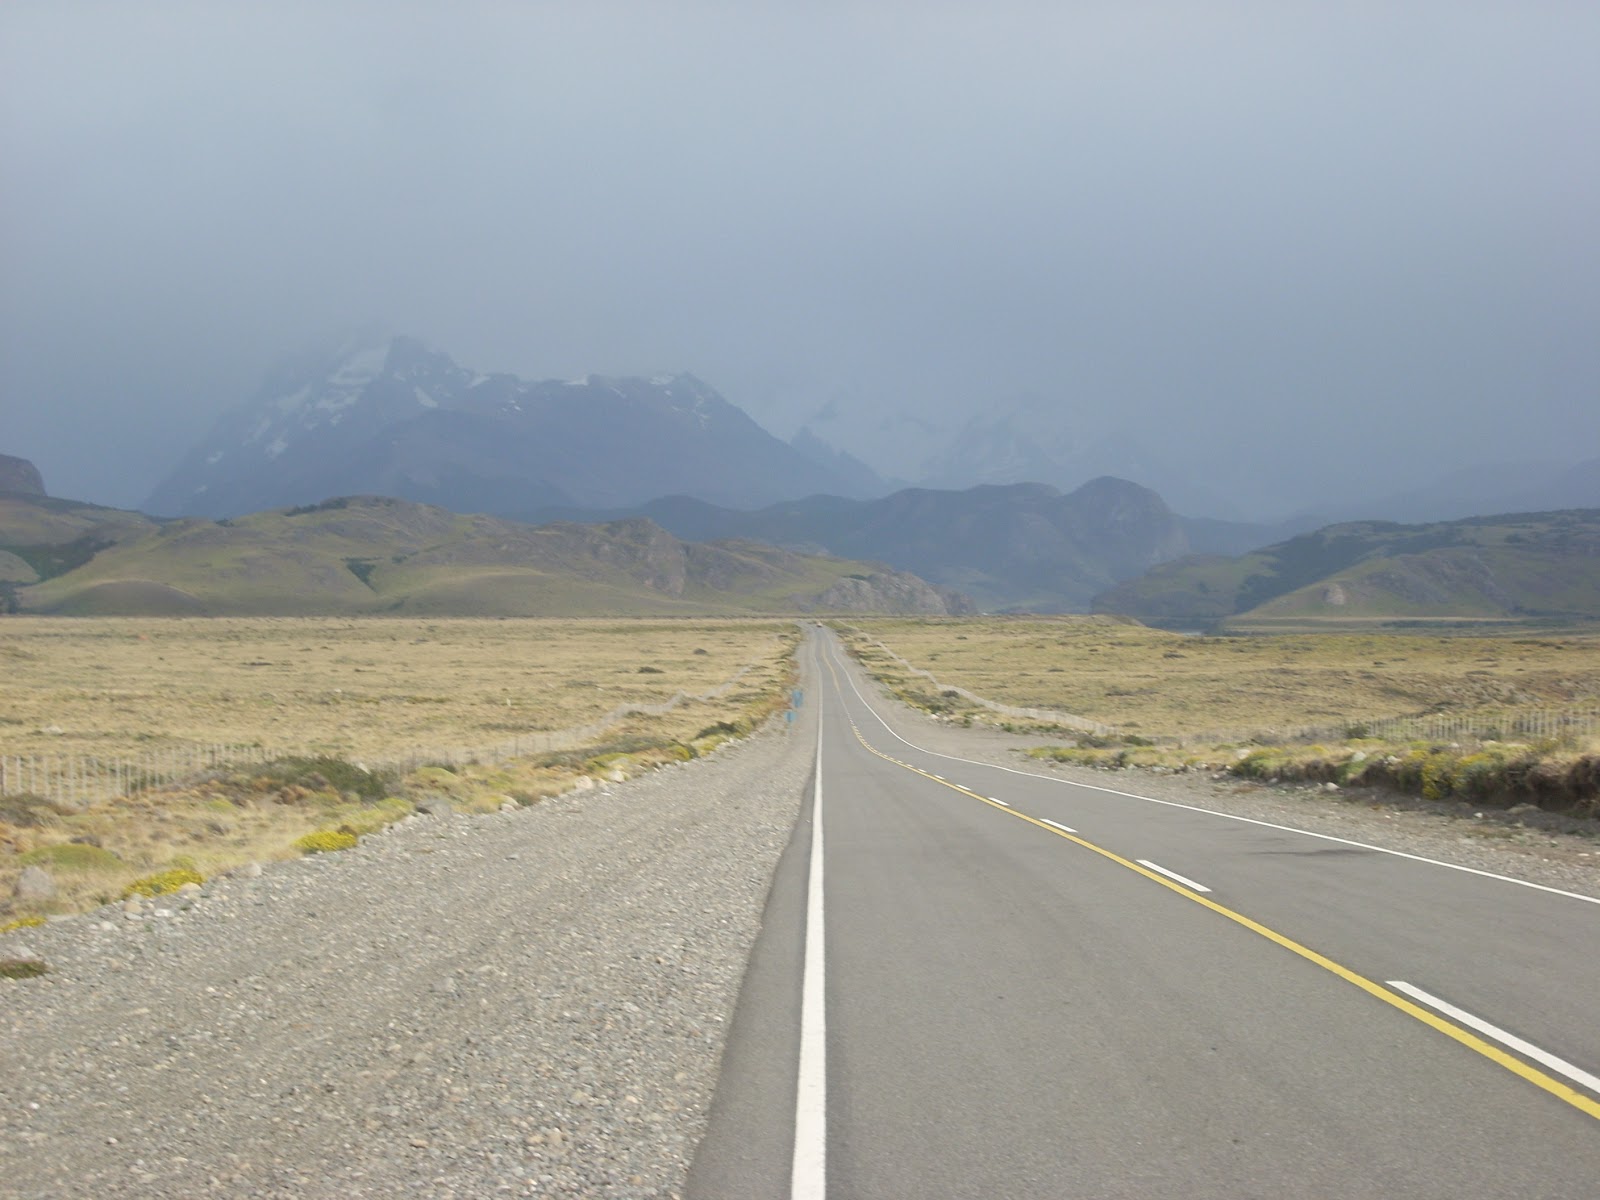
[821,663,1600,1124]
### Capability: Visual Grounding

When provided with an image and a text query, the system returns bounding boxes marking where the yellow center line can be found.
[819,654,1600,1123]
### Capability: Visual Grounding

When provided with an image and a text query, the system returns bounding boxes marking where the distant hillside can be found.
[529,477,1223,612]
[7,493,969,617]
[1093,509,1600,628]
[0,454,47,498]
[144,336,888,519]
[0,492,161,604]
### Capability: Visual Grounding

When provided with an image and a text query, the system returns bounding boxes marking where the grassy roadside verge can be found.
[2,627,799,926]
[831,618,1600,822]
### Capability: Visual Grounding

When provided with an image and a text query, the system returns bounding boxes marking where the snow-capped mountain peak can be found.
[143,339,886,518]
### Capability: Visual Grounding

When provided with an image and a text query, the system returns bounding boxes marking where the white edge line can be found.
[791,657,826,1200]
[1388,981,1600,1096]
[1041,818,1078,834]
[1137,859,1213,893]
[825,640,1600,909]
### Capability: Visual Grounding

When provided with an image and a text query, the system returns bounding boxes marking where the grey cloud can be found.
[3,1,1597,518]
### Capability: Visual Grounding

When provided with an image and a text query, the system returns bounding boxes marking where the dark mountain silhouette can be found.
[0,454,46,498]
[527,476,1227,612]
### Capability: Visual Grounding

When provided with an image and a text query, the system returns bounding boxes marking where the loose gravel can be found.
[1,713,815,1199]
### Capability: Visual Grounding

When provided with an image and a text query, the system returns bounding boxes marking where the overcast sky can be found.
[4,1,1597,518]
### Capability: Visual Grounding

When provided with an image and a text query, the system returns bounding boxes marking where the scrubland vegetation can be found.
[1,617,797,920]
[835,616,1600,818]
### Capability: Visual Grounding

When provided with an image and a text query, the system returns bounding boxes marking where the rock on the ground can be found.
[13,866,55,903]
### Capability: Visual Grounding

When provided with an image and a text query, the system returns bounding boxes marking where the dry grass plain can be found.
[1,616,792,762]
[835,616,1600,741]
[1,617,798,918]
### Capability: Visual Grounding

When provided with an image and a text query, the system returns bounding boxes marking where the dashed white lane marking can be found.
[988,797,1010,806]
[1136,860,1212,893]
[1387,981,1600,1097]
[1041,819,1077,834]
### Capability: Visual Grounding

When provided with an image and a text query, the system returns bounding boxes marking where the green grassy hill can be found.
[1093,509,1600,630]
[7,494,969,616]
[0,495,161,605]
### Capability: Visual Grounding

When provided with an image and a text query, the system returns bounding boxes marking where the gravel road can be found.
[1,713,815,1199]
[5,654,1596,1199]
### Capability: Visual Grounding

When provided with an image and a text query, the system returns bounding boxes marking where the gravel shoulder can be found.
[1,709,816,1200]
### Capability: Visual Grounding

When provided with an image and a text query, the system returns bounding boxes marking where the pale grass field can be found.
[1,617,798,918]
[836,616,1600,741]
[0,616,793,763]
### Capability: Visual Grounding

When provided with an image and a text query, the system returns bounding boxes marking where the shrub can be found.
[0,958,48,979]
[293,829,358,855]
[0,915,46,934]
[244,756,394,802]
[123,867,204,898]
[18,843,124,872]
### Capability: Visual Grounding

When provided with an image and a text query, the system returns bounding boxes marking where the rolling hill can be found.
[1092,509,1600,629]
[0,490,160,595]
[3,493,969,617]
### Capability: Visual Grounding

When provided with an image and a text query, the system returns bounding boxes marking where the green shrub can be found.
[123,867,204,898]
[243,756,394,802]
[0,958,48,979]
[0,915,46,934]
[293,829,358,855]
[1232,748,1292,780]
[18,843,124,872]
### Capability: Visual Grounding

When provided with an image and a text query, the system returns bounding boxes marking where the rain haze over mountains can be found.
[4,2,1598,524]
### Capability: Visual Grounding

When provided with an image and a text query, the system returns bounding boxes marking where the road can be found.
[688,627,1600,1198]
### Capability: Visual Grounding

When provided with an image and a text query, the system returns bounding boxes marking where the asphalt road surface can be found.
[688,627,1600,1199]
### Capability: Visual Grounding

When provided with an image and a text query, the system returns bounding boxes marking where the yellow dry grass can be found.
[835,616,1600,741]
[1,616,799,918]
[0,616,792,761]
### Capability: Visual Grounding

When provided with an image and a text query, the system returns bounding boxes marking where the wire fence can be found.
[1332,708,1600,745]
[0,743,277,810]
[1,662,762,809]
